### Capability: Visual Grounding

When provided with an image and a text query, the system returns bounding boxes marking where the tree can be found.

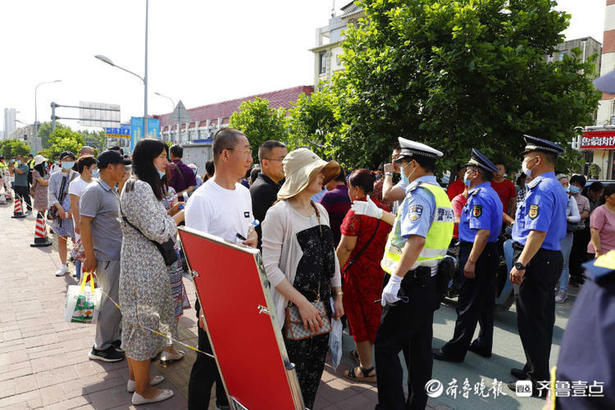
[228,97,287,162]
[38,122,68,149]
[331,0,601,171]
[79,129,106,153]
[286,88,343,161]
[0,139,31,158]
[43,128,85,160]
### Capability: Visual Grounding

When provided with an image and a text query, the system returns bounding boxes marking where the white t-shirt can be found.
[68,177,92,198]
[68,177,93,241]
[185,179,254,243]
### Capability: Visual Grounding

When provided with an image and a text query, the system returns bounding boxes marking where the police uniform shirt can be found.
[459,182,503,243]
[512,171,567,250]
[399,175,439,240]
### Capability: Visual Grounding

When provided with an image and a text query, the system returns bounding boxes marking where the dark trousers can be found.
[513,245,563,383]
[569,228,589,282]
[442,242,498,359]
[13,186,31,210]
[375,271,439,410]
[188,324,228,410]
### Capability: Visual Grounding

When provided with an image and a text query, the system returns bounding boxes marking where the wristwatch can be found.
[385,172,393,177]
[514,262,526,271]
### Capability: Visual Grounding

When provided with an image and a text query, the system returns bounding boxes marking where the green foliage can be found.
[0,139,31,158]
[38,122,68,149]
[43,128,85,160]
[329,0,601,172]
[286,88,343,161]
[557,146,585,175]
[588,163,601,179]
[228,97,287,162]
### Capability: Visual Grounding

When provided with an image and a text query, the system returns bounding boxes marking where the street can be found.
[0,202,570,409]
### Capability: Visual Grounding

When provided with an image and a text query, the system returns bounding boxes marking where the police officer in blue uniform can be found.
[433,149,502,362]
[553,251,615,409]
[351,137,454,410]
[507,135,567,396]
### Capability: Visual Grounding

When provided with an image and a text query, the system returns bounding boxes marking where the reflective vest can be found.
[381,182,454,274]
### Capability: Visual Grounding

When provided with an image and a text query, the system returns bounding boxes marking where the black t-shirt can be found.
[250,173,284,248]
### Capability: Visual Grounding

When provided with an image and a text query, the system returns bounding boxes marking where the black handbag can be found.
[120,209,177,266]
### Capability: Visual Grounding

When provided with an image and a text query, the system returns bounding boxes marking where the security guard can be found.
[508,135,567,396]
[352,137,453,410]
[433,149,502,362]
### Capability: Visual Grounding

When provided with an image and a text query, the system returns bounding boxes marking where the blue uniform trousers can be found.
[513,244,563,383]
[441,242,498,359]
[375,269,440,410]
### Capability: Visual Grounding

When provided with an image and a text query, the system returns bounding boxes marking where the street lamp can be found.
[94,0,149,140]
[154,91,176,142]
[35,80,62,135]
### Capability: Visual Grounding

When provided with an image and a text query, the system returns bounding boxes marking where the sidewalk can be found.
[0,201,571,409]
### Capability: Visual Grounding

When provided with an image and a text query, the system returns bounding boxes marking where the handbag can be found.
[285,289,332,341]
[121,214,178,266]
[47,173,76,221]
[284,202,332,341]
[64,272,102,324]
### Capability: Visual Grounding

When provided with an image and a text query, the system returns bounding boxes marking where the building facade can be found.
[310,1,363,89]
[2,108,16,141]
[154,85,313,144]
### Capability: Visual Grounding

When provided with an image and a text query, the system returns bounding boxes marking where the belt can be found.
[512,242,524,251]
[460,241,498,248]
[405,266,431,281]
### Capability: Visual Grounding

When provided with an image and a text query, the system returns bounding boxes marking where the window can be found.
[319,52,327,74]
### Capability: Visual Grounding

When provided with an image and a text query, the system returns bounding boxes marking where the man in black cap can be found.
[433,149,502,362]
[80,150,131,362]
[507,135,567,397]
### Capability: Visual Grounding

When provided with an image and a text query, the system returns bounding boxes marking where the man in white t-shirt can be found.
[185,128,257,410]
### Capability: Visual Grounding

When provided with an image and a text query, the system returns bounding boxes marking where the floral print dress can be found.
[119,179,177,361]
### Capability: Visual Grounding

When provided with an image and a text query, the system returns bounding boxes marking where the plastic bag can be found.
[64,272,102,324]
[328,297,343,370]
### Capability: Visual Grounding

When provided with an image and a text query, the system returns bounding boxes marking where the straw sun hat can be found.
[277,148,340,200]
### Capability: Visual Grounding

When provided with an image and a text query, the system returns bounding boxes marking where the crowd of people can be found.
[1,122,614,409]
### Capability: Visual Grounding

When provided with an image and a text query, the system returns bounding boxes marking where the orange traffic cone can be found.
[31,212,52,247]
[11,196,26,219]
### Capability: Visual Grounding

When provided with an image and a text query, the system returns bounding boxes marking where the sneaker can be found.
[112,340,124,353]
[555,290,567,304]
[132,389,174,405]
[88,346,125,362]
[55,264,69,277]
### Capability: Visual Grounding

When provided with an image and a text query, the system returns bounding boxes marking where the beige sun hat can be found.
[277,148,340,200]
[33,154,48,166]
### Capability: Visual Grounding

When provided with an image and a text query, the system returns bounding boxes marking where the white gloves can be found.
[381,274,403,306]
[351,195,383,220]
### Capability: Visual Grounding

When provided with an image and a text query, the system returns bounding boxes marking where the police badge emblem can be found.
[473,205,482,217]
[529,204,539,219]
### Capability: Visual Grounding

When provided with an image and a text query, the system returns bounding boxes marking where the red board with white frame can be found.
[581,131,615,150]
[178,226,305,410]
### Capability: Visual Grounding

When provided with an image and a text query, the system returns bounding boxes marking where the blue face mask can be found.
[91,168,100,178]
[463,178,472,187]
[567,185,580,195]
[157,169,166,179]
[62,161,75,170]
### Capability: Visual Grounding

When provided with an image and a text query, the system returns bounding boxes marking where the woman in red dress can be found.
[336,169,392,383]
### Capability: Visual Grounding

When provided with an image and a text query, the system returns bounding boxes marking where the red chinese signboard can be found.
[581,131,615,150]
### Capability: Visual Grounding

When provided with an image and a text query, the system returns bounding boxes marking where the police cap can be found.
[523,135,564,156]
[395,137,443,162]
[465,148,498,173]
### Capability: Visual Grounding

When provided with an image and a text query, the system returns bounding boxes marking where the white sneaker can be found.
[555,290,567,304]
[55,264,69,277]
[131,389,174,405]
[127,375,165,393]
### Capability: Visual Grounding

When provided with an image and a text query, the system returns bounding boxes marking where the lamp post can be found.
[34,80,62,136]
[154,92,176,142]
[95,0,149,139]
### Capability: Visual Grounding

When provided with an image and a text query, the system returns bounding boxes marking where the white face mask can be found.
[521,156,538,178]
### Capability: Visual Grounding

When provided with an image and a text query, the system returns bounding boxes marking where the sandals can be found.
[349,350,360,363]
[344,366,377,383]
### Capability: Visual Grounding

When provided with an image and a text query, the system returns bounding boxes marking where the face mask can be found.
[399,162,411,185]
[567,185,580,195]
[157,169,166,179]
[522,157,538,178]
[91,168,100,178]
[62,161,75,171]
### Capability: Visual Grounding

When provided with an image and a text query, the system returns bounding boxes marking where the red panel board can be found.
[178,227,304,410]
[581,131,615,150]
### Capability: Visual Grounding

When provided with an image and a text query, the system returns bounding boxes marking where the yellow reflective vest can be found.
[381,182,454,274]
